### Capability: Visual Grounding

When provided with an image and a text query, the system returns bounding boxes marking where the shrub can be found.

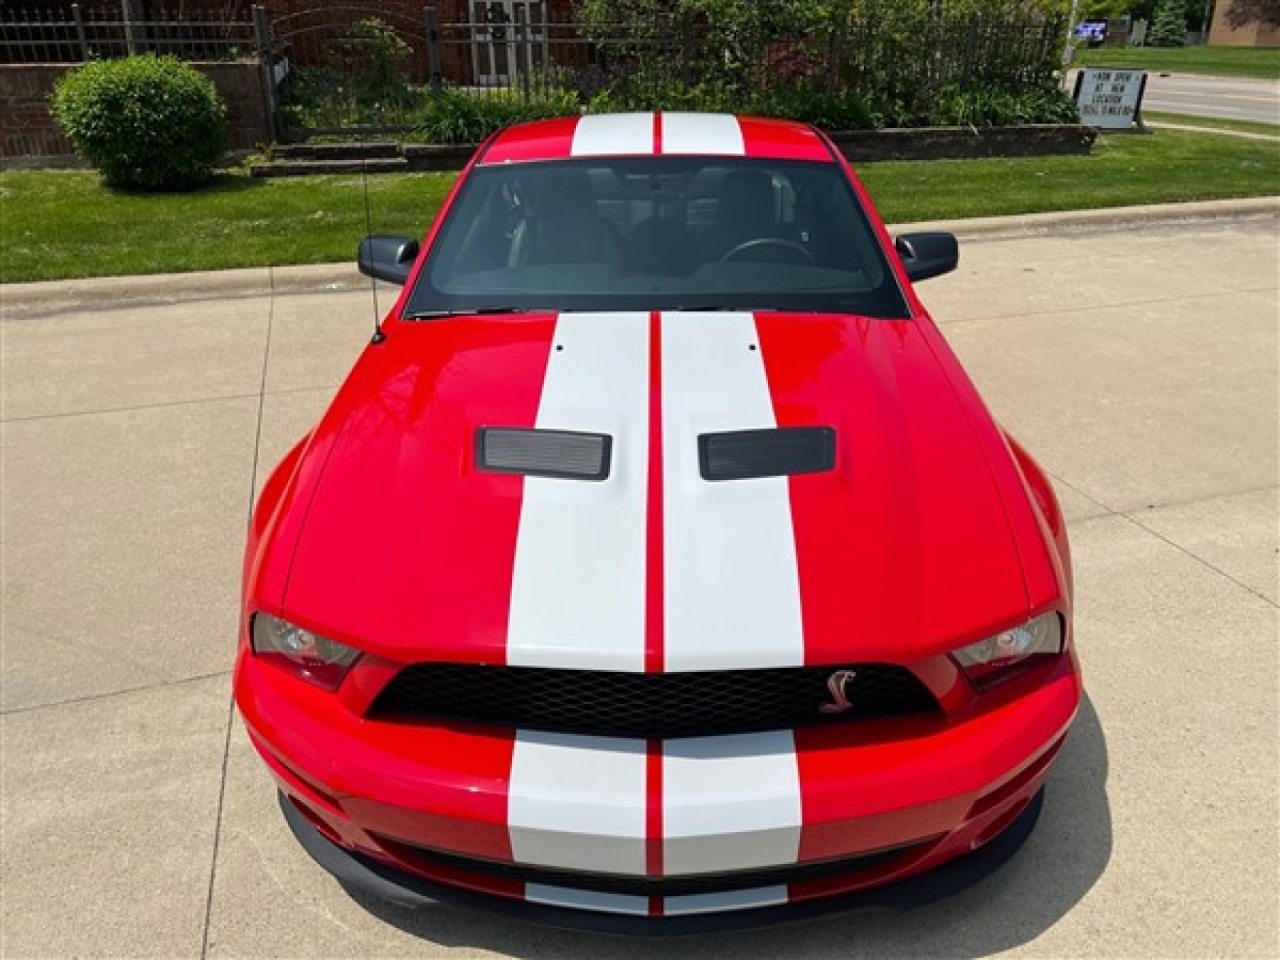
[748,83,876,131]
[51,55,227,190]
[345,18,416,114]
[927,86,1081,128]
[413,87,579,144]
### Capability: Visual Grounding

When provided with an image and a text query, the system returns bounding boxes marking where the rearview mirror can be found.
[895,232,959,283]
[357,235,420,286]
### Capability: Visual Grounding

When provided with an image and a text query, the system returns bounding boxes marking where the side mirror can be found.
[895,232,958,283]
[357,235,420,286]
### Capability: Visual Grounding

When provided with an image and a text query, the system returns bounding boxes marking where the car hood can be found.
[278,311,1033,669]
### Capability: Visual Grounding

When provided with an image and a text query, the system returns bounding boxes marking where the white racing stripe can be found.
[526,885,651,916]
[508,731,648,874]
[571,112,654,156]
[662,732,802,875]
[660,312,805,670]
[664,886,789,916]
[661,113,745,155]
[507,313,649,671]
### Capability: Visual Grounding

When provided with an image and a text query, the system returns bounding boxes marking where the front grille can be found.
[368,663,939,738]
[377,835,940,898]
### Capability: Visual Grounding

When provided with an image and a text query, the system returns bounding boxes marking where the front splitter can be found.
[280,788,1045,937]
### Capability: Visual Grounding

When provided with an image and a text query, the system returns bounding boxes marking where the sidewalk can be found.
[2,206,1277,958]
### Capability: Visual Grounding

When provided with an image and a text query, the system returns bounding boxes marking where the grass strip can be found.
[1075,45,1280,81]
[2,128,1277,284]
[1,171,455,284]
[1142,111,1279,137]
[831,128,1278,223]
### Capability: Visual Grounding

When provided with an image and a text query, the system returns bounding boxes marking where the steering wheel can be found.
[718,237,817,265]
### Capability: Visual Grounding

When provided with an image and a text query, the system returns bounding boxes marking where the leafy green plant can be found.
[748,82,875,130]
[412,87,580,144]
[276,19,418,131]
[346,18,416,113]
[928,85,1080,127]
[50,54,227,190]
[575,0,1073,130]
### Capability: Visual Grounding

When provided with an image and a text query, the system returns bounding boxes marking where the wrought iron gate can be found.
[469,0,548,86]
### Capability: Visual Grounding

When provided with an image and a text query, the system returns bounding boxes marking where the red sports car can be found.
[234,113,1080,933]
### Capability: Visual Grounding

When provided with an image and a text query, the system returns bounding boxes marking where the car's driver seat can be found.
[511,168,618,267]
[704,169,779,261]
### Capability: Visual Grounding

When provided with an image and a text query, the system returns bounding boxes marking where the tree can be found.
[1147,0,1188,43]
[1225,0,1280,27]
[1079,0,1135,17]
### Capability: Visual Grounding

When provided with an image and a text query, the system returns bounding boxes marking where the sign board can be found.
[1073,68,1147,130]
[1075,19,1108,45]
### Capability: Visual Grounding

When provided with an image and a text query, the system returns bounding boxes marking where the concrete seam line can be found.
[2,197,1277,316]
[893,196,1280,241]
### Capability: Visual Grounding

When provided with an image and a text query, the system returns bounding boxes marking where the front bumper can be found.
[282,786,1047,935]
[236,648,1080,927]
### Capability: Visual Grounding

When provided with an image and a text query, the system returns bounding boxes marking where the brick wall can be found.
[200,61,274,148]
[1210,5,1280,46]
[0,61,273,159]
[0,66,72,157]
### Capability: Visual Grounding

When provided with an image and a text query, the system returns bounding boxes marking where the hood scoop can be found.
[699,427,836,481]
[477,427,613,481]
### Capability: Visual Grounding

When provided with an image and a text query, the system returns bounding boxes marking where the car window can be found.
[404,157,911,319]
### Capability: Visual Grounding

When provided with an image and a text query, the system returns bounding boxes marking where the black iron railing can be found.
[0,3,260,63]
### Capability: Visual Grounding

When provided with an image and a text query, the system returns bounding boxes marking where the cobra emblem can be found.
[819,669,858,714]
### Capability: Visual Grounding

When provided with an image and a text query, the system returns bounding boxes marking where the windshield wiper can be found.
[402,307,534,320]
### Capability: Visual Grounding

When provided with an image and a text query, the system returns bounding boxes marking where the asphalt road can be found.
[2,204,1277,958]
[1065,69,1280,124]
[1139,72,1279,124]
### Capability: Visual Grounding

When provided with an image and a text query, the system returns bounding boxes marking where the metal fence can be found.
[425,9,1066,93]
[0,3,260,63]
[2,3,1069,140]
[264,5,1066,130]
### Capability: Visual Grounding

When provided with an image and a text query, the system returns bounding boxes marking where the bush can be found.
[927,86,1081,128]
[748,82,876,131]
[51,55,227,190]
[412,87,580,144]
[345,18,416,115]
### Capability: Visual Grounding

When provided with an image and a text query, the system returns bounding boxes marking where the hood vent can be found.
[477,427,612,481]
[699,427,836,481]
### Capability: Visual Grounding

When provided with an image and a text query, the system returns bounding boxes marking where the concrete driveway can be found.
[2,203,1277,958]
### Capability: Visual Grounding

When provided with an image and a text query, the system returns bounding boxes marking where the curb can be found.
[892,195,1280,241]
[3,197,1277,319]
[1,263,379,320]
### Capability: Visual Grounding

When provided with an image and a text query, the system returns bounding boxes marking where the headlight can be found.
[952,613,1062,690]
[251,613,361,691]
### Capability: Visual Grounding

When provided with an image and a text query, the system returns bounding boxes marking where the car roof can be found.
[479,112,835,165]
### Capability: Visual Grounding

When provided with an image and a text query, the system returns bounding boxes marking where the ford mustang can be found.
[234,112,1081,933]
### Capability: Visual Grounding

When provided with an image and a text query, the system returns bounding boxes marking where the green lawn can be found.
[2,127,1278,283]
[0,171,456,284]
[1075,45,1280,80]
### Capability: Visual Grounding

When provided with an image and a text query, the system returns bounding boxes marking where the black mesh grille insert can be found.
[477,427,612,481]
[376,835,940,898]
[699,426,836,481]
[368,663,939,738]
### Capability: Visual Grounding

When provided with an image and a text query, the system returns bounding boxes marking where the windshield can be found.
[403,157,911,319]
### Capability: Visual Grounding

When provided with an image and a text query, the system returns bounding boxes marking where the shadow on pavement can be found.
[343,695,1112,958]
